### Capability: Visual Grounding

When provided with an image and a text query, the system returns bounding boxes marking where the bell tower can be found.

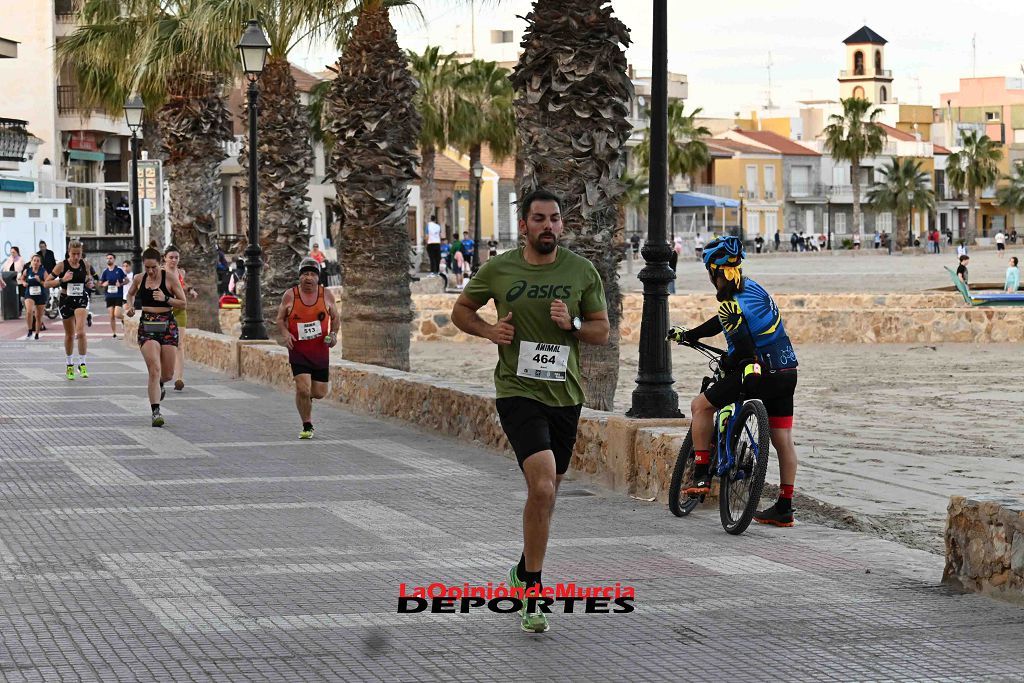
[838,26,893,104]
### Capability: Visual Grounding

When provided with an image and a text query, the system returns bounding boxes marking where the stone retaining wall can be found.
[123,316,687,501]
[217,291,1023,345]
[944,496,1024,605]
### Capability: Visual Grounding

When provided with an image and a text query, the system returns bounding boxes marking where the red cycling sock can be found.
[694,450,710,465]
[779,484,794,499]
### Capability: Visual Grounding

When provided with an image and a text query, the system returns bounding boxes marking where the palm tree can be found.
[996,160,1024,218]
[58,0,236,332]
[510,0,633,411]
[822,97,887,240]
[408,46,462,228]
[324,1,421,371]
[634,102,711,189]
[618,169,648,239]
[866,158,935,250]
[453,59,516,243]
[948,130,1003,244]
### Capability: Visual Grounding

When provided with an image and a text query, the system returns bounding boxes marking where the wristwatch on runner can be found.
[571,316,582,332]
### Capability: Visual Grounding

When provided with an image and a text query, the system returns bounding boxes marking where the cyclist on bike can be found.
[668,235,799,527]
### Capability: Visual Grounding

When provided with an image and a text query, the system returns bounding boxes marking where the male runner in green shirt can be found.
[452,188,609,633]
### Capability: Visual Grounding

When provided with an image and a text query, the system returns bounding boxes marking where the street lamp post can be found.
[627,0,682,419]
[471,160,483,274]
[737,185,746,240]
[237,19,271,340]
[825,186,833,250]
[123,95,145,276]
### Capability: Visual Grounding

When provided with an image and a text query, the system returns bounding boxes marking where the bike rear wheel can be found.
[719,400,770,535]
[668,428,703,517]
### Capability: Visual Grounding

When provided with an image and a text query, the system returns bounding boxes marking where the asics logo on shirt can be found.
[505,280,573,302]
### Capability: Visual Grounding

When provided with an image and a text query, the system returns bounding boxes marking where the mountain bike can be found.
[667,334,770,535]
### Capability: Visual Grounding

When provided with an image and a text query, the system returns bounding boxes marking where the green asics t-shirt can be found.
[463,247,607,407]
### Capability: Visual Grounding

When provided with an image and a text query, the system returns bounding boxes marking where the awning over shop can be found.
[0,179,33,193]
[68,150,105,162]
[672,191,740,209]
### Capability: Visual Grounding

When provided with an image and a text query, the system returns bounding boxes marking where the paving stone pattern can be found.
[1,340,1023,682]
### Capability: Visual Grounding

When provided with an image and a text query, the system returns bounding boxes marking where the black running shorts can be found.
[291,363,329,383]
[495,396,582,475]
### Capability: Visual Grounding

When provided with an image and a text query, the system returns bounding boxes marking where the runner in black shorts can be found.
[452,189,609,633]
[669,235,800,527]
[99,253,127,338]
[44,241,93,380]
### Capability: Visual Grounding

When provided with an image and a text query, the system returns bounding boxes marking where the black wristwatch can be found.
[571,316,582,332]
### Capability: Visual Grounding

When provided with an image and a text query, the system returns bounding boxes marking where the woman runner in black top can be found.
[44,241,93,380]
[124,247,187,427]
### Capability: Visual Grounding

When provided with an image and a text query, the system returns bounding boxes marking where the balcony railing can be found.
[0,117,30,162]
[56,85,102,115]
[839,69,893,78]
[55,0,79,21]
[693,184,731,198]
[788,182,824,198]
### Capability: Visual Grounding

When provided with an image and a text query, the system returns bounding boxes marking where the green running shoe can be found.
[77,364,88,378]
[299,427,314,440]
[151,410,164,428]
[507,564,526,616]
[65,365,75,381]
[521,609,550,633]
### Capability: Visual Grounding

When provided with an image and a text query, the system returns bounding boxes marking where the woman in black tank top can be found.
[44,243,92,379]
[124,248,187,427]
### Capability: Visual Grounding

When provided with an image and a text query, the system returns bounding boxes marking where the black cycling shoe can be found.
[684,463,712,495]
[754,502,795,527]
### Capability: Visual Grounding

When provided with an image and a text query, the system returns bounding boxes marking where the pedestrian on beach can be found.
[956,254,970,286]
[1005,257,1020,293]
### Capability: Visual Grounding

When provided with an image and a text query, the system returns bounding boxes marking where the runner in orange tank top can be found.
[275,258,340,439]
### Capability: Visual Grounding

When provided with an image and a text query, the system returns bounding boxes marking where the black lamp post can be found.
[627,0,681,419]
[825,186,833,250]
[471,160,483,274]
[737,185,746,240]
[237,19,271,340]
[123,94,144,276]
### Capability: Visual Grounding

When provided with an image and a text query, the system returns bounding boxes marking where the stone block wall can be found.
[216,291,1023,346]
[944,496,1024,605]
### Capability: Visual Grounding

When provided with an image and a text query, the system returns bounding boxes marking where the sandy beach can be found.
[406,340,1024,553]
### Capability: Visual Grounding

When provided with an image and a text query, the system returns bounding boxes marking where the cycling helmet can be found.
[701,235,744,270]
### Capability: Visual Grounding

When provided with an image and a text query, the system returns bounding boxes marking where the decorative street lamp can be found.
[737,185,746,240]
[825,185,833,250]
[627,0,682,419]
[123,94,145,277]
[471,160,483,274]
[237,19,271,340]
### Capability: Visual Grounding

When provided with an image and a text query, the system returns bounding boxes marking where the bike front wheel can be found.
[719,400,770,535]
[668,428,703,517]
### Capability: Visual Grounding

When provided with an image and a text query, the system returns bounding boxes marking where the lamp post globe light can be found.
[627,0,682,419]
[237,19,271,340]
[123,94,145,277]
[471,160,483,274]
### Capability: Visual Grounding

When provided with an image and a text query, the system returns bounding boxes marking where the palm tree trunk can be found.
[851,159,863,238]
[159,73,233,334]
[422,144,437,223]
[894,215,908,250]
[510,0,632,411]
[967,191,977,245]
[325,4,420,371]
[238,57,314,341]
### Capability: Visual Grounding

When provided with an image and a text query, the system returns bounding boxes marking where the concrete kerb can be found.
[123,315,692,501]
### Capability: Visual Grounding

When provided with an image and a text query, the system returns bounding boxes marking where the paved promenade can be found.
[1,337,1023,682]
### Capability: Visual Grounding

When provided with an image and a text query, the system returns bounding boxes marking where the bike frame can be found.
[677,339,764,481]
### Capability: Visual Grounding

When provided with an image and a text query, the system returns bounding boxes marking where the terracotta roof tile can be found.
[432,154,468,182]
[710,138,779,155]
[480,144,516,179]
[877,123,917,141]
[290,64,323,93]
[735,130,820,156]
[934,144,951,155]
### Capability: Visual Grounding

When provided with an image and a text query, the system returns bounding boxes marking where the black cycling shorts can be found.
[495,396,582,475]
[291,363,329,383]
[704,369,797,421]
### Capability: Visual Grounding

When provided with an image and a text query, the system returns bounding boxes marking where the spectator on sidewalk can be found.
[956,254,969,286]
[790,232,798,252]
[36,241,56,273]
[1005,257,1020,293]
[994,230,1006,253]
[3,246,25,315]
[424,215,442,274]
[309,243,326,265]
[774,230,781,252]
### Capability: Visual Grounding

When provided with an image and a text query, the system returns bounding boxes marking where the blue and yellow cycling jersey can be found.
[717,278,798,370]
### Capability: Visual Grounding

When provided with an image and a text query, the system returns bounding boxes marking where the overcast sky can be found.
[295,0,1024,117]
